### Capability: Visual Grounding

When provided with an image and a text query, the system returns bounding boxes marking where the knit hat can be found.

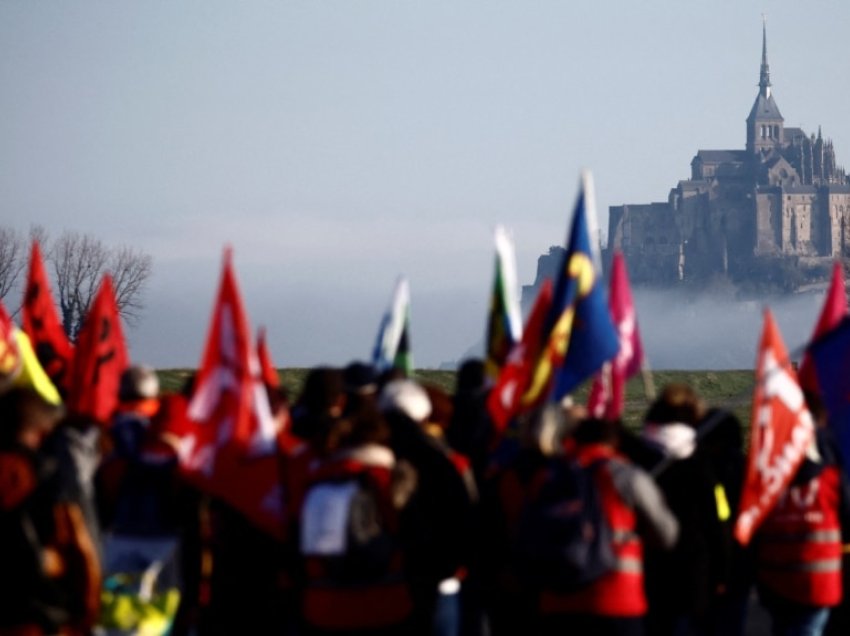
[378,379,432,423]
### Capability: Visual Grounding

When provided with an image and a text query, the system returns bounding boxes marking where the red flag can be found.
[178,249,283,539]
[66,275,129,423]
[22,241,74,394]
[487,279,553,436]
[257,326,280,388]
[735,310,816,546]
[587,252,645,420]
[798,261,847,394]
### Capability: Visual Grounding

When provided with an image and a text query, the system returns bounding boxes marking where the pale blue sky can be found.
[2,2,848,368]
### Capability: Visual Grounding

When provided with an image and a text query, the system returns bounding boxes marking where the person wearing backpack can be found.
[534,414,679,636]
[297,396,417,636]
[626,384,732,636]
[379,379,477,636]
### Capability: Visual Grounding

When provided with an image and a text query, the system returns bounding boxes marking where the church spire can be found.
[759,17,771,97]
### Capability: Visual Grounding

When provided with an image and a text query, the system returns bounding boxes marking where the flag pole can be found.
[641,359,657,403]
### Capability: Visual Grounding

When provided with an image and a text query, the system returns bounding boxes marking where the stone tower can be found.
[746,21,784,155]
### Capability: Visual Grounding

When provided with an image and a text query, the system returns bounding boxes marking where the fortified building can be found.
[604,24,850,291]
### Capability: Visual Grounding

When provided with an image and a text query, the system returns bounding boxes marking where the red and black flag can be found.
[22,240,74,394]
[66,275,129,424]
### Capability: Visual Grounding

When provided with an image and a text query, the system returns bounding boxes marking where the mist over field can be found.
[126,257,825,372]
[633,288,820,371]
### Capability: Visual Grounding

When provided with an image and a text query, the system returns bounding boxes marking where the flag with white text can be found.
[179,249,283,538]
[735,309,816,546]
[587,251,645,420]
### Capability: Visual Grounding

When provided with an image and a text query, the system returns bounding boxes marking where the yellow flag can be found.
[11,329,62,405]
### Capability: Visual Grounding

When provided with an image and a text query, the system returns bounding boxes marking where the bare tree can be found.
[0,227,25,303]
[49,231,152,341]
[109,245,153,325]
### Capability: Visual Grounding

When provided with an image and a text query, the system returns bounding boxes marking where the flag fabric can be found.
[66,275,128,423]
[22,240,74,394]
[178,249,283,539]
[0,301,22,386]
[484,225,523,381]
[809,315,850,463]
[372,277,412,375]
[798,261,847,395]
[0,299,61,405]
[487,278,553,436]
[257,326,280,388]
[587,251,645,420]
[11,329,63,406]
[523,171,619,406]
[735,309,816,546]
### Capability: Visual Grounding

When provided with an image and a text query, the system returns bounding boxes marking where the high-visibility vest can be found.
[756,465,843,607]
[539,444,647,617]
[299,448,413,630]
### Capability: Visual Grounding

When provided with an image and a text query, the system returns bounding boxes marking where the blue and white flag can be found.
[372,277,412,375]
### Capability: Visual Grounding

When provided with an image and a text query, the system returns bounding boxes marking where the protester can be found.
[754,394,850,636]
[291,367,346,448]
[446,358,493,482]
[626,383,731,636]
[698,408,751,636]
[297,395,417,636]
[42,410,105,569]
[480,404,577,636]
[422,383,480,636]
[97,366,185,635]
[0,387,100,635]
[484,404,679,636]
[380,379,476,636]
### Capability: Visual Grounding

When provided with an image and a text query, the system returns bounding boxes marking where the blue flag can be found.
[809,316,850,462]
[523,171,619,405]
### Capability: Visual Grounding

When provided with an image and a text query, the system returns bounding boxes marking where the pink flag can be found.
[798,261,847,395]
[587,252,644,420]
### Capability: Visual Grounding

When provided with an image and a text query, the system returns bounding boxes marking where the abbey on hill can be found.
[603,24,850,292]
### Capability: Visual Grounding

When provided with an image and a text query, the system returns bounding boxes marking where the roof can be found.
[747,93,783,122]
[764,154,791,170]
[694,150,748,164]
[677,179,711,190]
[783,185,817,195]
[784,127,807,142]
[825,184,850,194]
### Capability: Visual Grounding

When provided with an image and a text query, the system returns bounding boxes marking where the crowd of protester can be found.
[2,358,850,636]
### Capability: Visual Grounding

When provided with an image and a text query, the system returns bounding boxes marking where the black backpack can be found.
[514,457,617,592]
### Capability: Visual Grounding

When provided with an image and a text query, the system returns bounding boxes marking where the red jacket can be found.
[539,444,648,617]
[299,444,413,630]
[756,464,843,607]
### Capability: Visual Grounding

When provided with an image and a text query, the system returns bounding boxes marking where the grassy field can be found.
[157,368,755,430]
